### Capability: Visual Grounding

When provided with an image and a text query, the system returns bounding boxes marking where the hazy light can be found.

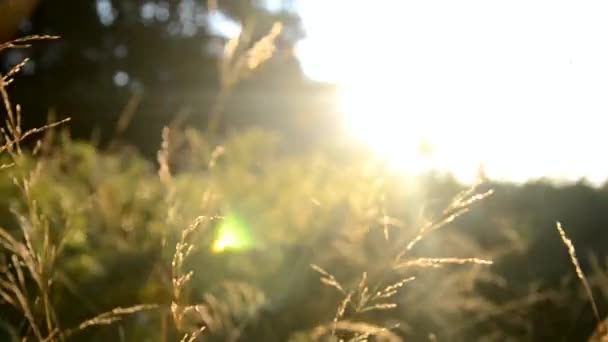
[212,214,254,253]
[295,1,608,184]
[113,45,128,59]
[140,2,156,21]
[113,71,130,87]
[155,2,171,22]
[205,10,242,39]
[96,0,117,26]
[259,0,283,13]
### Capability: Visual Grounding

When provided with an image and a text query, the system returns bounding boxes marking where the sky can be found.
[293,1,608,185]
[141,0,608,185]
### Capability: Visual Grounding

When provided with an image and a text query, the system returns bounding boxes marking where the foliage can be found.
[1,121,607,340]
[2,30,608,342]
[2,0,306,152]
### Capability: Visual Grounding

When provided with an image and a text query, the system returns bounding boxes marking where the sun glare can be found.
[212,214,253,253]
[295,1,608,184]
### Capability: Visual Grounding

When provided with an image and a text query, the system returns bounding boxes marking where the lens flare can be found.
[212,213,254,253]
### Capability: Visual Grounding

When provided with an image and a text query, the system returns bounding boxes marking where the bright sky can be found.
[294,1,608,185]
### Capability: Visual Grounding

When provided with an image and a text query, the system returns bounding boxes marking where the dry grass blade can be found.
[0,162,14,170]
[208,145,225,169]
[63,304,159,338]
[158,126,172,186]
[454,189,494,209]
[220,21,283,87]
[113,92,142,137]
[1,34,162,341]
[2,58,30,83]
[396,184,494,262]
[0,35,60,52]
[171,215,222,338]
[11,118,69,143]
[245,22,283,70]
[0,111,70,156]
[0,223,46,340]
[357,303,398,313]
[180,326,206,342]
[1,36,62,146]
[311,264,346,294]
[172,215,221,299]
[394,257,493,269]
[556,222,604,335]
[347,323,402,342]
[353,275,415,315]
[209,21,283,133]
[310,264,331,278]
[310,321,402,342]
[372,276,416,301]
[332,291,354,336]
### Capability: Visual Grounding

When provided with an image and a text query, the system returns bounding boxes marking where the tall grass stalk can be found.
[207,20,283,134]
[310,181,495,340]
[556,223,607,340]
[0,36,156,341]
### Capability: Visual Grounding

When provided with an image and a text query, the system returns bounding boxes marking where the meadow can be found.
[1,36,608,342]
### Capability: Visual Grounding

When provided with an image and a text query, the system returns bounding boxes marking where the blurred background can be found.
[0,0,339,157]
[3,0,608,183]
[1,1,608,341]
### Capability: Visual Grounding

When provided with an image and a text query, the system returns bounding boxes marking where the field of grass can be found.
[1,36,608,342]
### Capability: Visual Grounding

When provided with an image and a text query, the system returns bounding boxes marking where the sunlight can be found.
[212,213,253,253]
[295,0,608,184]
[337,83,443,178]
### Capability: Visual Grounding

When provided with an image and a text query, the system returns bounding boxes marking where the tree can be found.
[3,0,305,151]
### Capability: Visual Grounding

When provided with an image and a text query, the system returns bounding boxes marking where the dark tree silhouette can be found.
[1,0,306,152]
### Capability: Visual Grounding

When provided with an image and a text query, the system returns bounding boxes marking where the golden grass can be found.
[0,35,158,341]
[308,181,496,340]
[394,257,493,269]
[208,20,284,133]
[556,222,607,340]
[2,29,605,342]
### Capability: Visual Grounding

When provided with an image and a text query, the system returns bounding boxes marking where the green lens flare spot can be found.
[212,214,254,253]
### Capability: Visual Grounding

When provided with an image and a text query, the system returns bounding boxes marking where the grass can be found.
[557,222,607,341]
[307,182,495,341]
[0,35,160,342]
[0,30,289,341]
[1,34,608,342]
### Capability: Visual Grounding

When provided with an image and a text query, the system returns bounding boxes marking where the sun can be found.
[295,0,489,182]
[294,0,608,185]
[337,83,437,174]
[337,81,484,183]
